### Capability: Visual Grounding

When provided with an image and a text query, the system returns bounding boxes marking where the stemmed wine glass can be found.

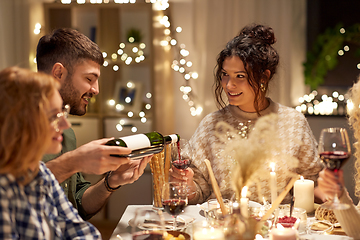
[170,139,192,170]
[131,207,165,240]
[161,182,188,230]
[318,127,351,210]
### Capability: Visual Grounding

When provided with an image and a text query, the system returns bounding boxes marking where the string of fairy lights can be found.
[296,26,358,116]
[40,1,357,133]
[33,0,200,133]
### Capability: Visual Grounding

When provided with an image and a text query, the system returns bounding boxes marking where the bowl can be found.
[207,207,232,227]
[165,231,191,240]
[248,206,273,237]
[276,205,307,234]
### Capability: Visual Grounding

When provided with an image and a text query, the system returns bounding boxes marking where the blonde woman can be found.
[0,67,101,239]
[318,78,360,239]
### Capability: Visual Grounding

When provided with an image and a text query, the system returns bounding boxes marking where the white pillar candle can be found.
[193,222,225,240]
[240,186,249,218]
[270,162,277,204]
[270,227,297,240]
[294,176,314,213]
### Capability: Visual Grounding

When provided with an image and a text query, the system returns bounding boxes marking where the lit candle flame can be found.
[270,162,275,172]
[300,175,304,181]
[241,186,248,198]
[255,234,264,240]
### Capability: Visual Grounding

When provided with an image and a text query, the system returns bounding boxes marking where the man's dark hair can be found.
[36,28,104,74]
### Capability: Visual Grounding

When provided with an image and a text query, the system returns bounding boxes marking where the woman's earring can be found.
[260,83,266,92]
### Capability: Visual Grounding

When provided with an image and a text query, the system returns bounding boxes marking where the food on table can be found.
[315,203,339,224]
[277,216,298,228]
[164,231,188,240]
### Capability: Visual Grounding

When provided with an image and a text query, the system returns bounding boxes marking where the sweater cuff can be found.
[188,183,201,204]
[338,188,353,205]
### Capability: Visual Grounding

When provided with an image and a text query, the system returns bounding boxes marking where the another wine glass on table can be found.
[318,127,351,210]
[161,182,188,230]
[131,207,165,240]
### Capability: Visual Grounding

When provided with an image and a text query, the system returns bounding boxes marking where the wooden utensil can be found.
[204,159,228,215]
[261,175,300,221]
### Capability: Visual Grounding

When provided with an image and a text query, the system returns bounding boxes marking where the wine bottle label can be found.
[168,134,178,143]
[120,134,151,150]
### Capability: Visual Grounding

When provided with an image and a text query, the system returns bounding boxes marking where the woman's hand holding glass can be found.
[318,169,345,201]
[168,139,197,200]
[318,127,351,210]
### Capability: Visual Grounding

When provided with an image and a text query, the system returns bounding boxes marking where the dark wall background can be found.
[307,0,360,88]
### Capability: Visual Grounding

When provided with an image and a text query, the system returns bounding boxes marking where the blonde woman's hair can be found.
[348,77,360,198]
[0,67,59,184]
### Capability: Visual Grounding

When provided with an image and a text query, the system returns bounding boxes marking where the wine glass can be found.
[318,127,351,210]
[131,207,165,240]
[161,182,188,230]
[170,139,192,170]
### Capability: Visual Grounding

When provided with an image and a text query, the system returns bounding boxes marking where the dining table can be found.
[109,204,354,240]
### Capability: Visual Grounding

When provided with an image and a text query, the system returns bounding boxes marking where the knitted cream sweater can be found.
[189,99,322,204]
[334,190,360,239]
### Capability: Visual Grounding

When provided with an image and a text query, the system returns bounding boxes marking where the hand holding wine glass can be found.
[161,182,188,230]
[318,168,345,200]
[318,127,351,210]
[170,139,192,170]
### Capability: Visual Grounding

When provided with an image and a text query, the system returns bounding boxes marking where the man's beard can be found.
[59,77,88,116]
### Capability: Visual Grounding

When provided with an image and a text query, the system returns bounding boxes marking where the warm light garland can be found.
[48,0,200,132]
[159,15,202,117]
[295,90,349,116]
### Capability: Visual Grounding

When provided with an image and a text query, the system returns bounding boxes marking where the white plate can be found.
[198,200,262,209]
[298,234,352,240]
[249,200,262,208]
[129,214,195,231]
[197,200,262,217]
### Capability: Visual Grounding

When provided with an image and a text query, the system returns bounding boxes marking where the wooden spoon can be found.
[204,159,228,215]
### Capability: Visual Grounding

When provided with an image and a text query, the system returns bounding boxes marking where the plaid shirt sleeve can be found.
[42,163,102,239]
[0,179,17,239]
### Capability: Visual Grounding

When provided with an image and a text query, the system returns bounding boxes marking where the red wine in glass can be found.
[161,182,188,229]
[318,127,351,210]
[319,151,351,172]
[133,232,164,240]
[172,140,192,169]
[172,159,191,169]
[162,199,187,216]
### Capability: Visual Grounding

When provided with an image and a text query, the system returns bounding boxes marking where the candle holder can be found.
[222,201,262,240]
[192,220,225,240]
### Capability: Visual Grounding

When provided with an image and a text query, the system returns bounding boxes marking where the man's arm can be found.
[46,138,132,184]
[80,156,151,216]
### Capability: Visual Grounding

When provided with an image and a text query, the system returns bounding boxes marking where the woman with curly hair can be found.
[318,79,360,238]
[170,23,324,205]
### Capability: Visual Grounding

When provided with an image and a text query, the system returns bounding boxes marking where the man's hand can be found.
[47,138,133,184]
[71,138,132,175]
[107,155,152,187]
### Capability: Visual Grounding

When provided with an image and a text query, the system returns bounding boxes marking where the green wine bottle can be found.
[105,131,180,159]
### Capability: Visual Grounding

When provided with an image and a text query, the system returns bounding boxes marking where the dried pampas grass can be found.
[215,113,299,200]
